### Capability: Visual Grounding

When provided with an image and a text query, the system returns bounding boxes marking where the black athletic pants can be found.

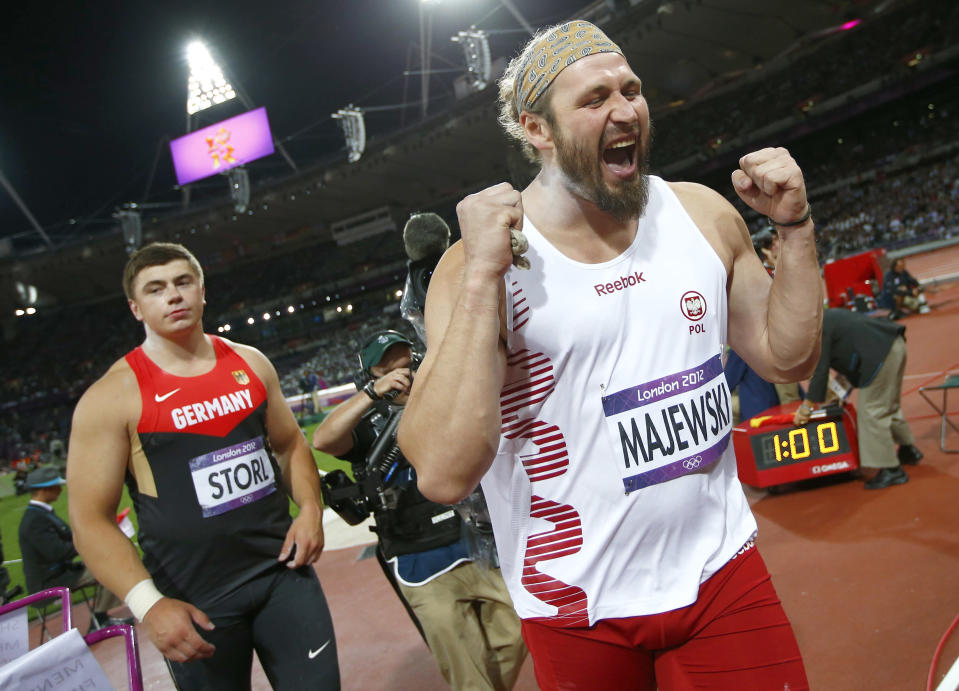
[167,565,339,690]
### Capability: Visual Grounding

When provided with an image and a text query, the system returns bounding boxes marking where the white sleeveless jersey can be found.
[482,175,757,627]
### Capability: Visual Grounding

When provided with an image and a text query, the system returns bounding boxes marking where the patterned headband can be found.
[514,20,624,111]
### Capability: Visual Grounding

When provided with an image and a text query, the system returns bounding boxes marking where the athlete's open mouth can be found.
[602,137,637,178]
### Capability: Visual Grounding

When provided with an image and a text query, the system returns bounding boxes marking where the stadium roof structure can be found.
[1,0,912,310]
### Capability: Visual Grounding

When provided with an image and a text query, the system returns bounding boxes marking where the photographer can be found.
[312,330,526,690]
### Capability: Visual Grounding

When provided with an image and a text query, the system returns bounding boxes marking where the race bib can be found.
[189,436,277,517]
[602,354,732,494]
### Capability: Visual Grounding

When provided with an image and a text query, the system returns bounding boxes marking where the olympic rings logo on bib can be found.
[682,456,703,470]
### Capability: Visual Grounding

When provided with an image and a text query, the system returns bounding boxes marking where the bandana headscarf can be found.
[514,20,624,111]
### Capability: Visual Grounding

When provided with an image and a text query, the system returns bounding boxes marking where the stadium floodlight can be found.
[115,207,143,254]
[228,167,250,213]
[452,29,492,91]
[186,41,237,115]
[332,106,366,163]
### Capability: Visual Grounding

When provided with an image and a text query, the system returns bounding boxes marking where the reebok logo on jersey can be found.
[593,271,646,297]
[171,389,254,430]
[154,388,181,403]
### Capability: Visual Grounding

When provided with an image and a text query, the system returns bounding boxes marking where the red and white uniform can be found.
[483,175,756,627]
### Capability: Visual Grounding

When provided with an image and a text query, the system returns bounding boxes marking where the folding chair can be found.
[918,374,959,453]
[28,582,101,643]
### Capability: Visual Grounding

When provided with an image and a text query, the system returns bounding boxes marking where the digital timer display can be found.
[750,419,851,471]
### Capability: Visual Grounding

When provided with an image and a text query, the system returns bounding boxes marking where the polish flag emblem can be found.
[680,291,706,321]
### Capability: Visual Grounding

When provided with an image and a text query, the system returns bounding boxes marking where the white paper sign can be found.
[0,628,115,690]
[0,608,29,666]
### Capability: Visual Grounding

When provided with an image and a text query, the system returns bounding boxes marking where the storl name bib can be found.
[189,436,277,517]
[602,354,732,493]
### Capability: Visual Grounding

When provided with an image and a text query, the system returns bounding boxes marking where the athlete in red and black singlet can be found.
[125,336,291,609]
[124,336,339,690]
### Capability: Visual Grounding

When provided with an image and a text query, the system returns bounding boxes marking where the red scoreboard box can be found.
[733,401,860,488]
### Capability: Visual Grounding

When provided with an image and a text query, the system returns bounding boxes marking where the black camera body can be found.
[320,406,406,526]
[320,395,462,559]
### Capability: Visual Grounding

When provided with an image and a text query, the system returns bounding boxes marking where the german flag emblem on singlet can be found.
[233,370,250,385]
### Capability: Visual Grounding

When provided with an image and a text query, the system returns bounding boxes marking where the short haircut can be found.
[123,242,204,300]
[497,26,559,164]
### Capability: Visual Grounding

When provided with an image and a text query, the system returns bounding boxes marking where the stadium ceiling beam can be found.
[0,167,53,249]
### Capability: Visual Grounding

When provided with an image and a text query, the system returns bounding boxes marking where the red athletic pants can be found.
[521,546,808,690]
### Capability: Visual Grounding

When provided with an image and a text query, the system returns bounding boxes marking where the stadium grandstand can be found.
[2,0,959,688]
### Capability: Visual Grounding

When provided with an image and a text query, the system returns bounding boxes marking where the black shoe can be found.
[898,444,923,465]
[864,467,909,489]
[889,311,905,321]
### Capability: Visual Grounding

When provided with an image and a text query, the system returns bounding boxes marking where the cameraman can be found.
[312,330,527,690]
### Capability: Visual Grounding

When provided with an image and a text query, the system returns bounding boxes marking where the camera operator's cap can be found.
[25,465,66,489]
[360,331,413,373]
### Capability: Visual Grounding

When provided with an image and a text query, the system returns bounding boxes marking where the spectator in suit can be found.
[17,466,131,627]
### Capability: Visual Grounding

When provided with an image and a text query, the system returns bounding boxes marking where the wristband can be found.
[362,380,380,401]
[124,578,164,622]
[769,203,812,228]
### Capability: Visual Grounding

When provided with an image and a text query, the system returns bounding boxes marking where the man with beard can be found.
[398,20,819,691]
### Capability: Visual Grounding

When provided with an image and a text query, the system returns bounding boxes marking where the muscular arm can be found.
[398,185,520,505]
[730,148,822,380]
[729,208,821,381]
[674,149,822,382]
[67,364,215,662]
[67,369,156,607]
[239,344,325,567]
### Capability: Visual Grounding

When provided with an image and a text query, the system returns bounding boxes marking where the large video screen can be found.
[170,106,275,185]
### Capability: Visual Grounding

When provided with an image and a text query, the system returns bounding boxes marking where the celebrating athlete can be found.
[399,20,820,690]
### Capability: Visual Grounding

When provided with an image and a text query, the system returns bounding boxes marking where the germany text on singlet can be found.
[124,336,291,608]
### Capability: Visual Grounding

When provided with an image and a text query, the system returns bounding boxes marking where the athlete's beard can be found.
[553,120,652,223]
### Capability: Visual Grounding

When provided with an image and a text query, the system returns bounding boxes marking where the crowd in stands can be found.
[651,0,959,172]
[2,0,958,470]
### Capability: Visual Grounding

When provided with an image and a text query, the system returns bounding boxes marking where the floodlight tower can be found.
[181,40,297,206]
[331,107,366,163]
[186,41,238,119]
[452,29,492,91]
[114,205,143,255]
[418,0,532,117]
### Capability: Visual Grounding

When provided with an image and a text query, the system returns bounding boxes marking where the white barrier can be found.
[286,383,356,414]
